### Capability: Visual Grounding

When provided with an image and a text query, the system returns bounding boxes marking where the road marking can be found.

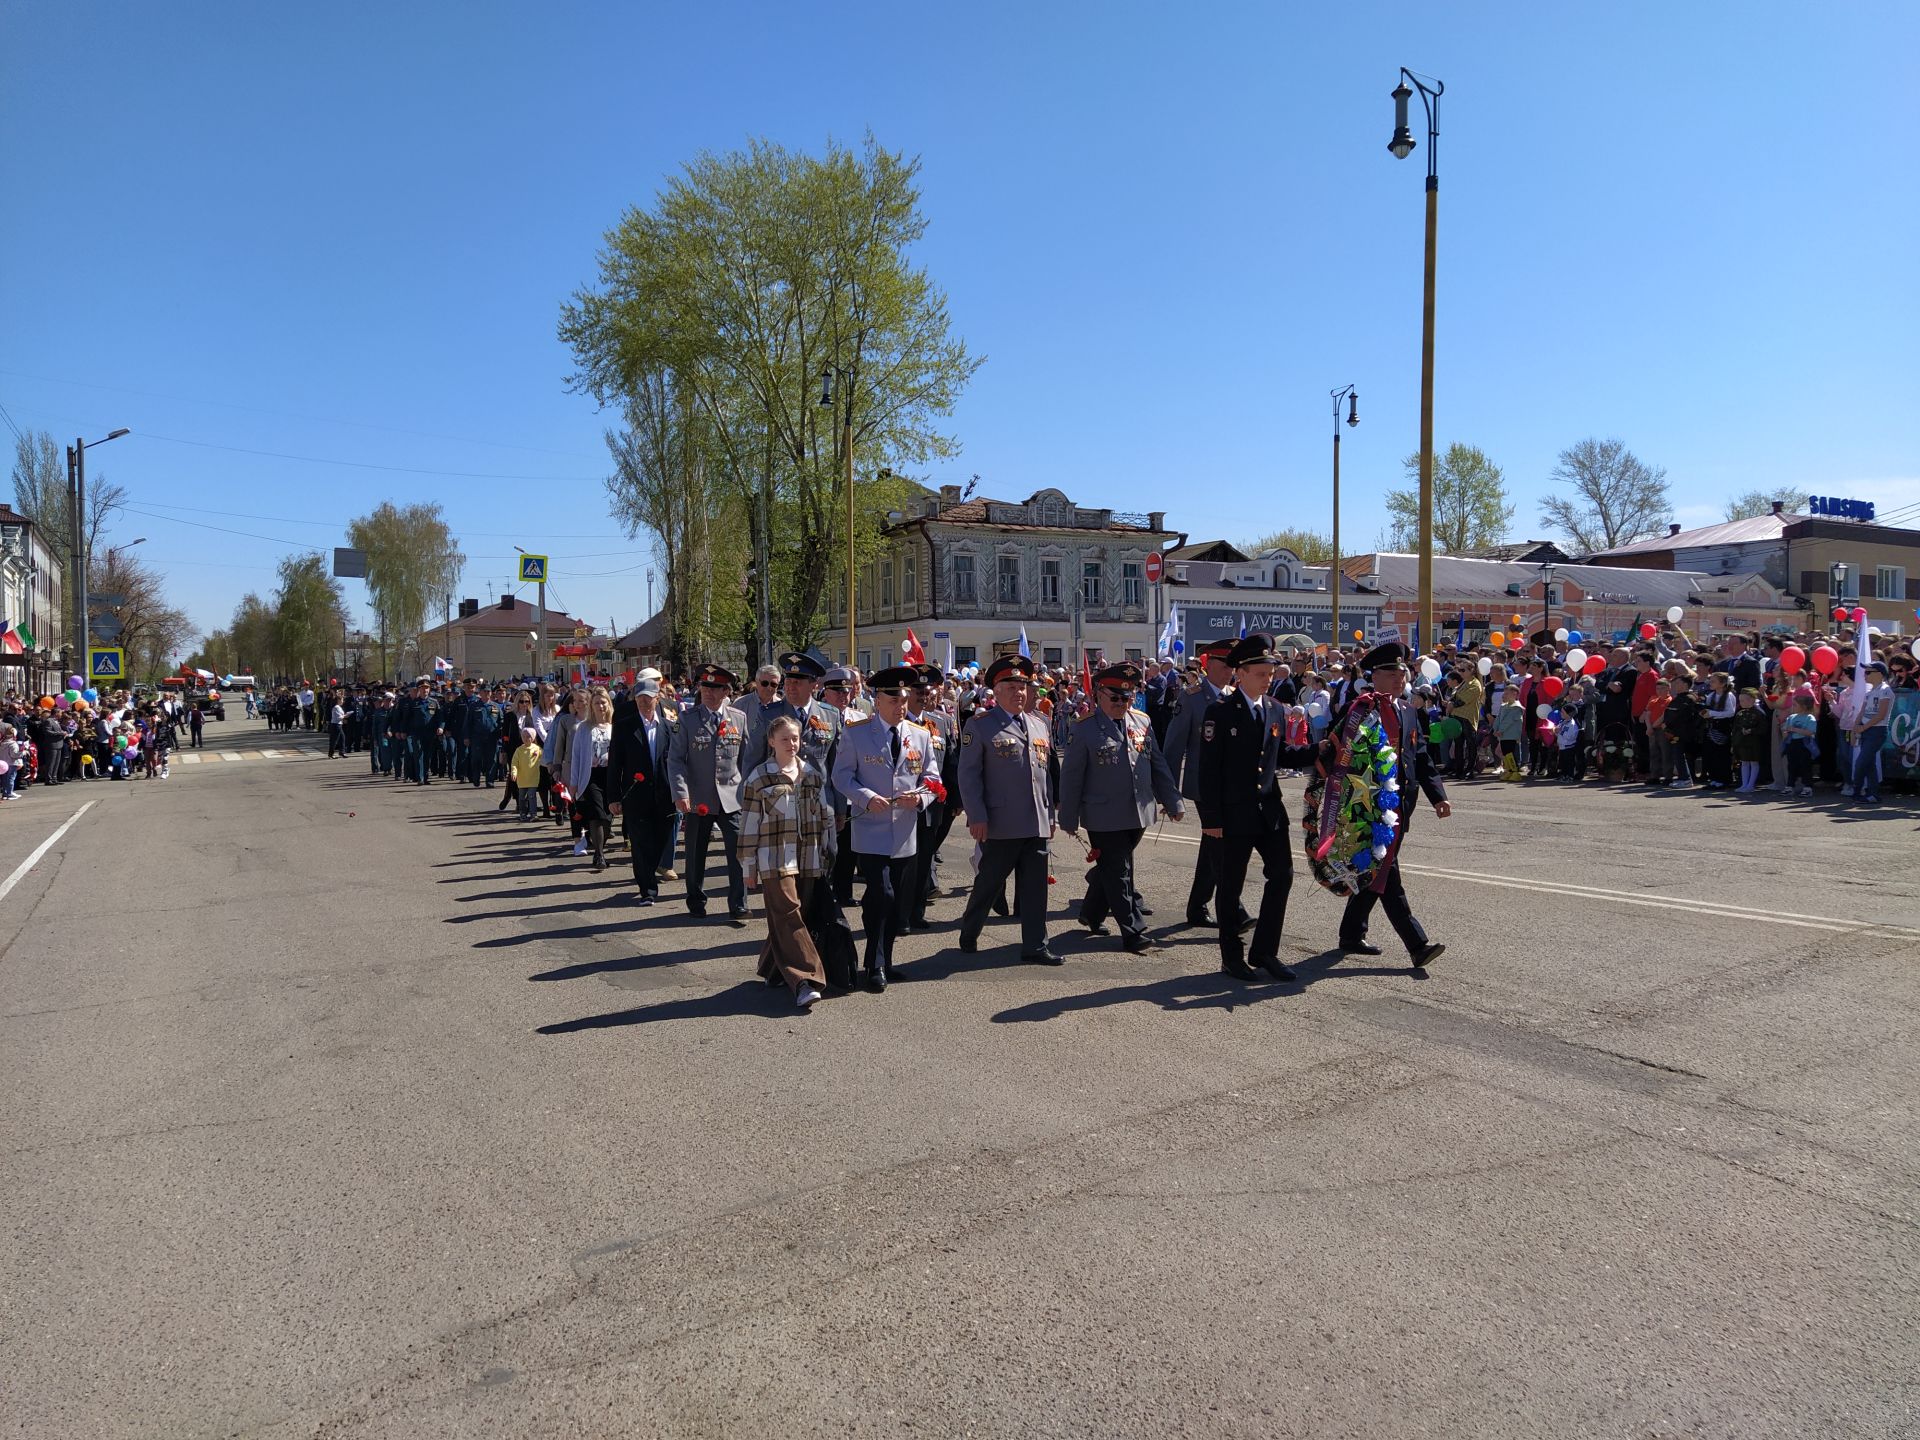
[0,801,96,905]
[1139,829,1920,939]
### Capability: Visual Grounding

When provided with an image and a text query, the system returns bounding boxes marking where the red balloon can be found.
[1508,633,1524,649]
[1540,676,1565,700]
[1639,622,1657,639]
[1779,645,1806,675]
[1582,655,1606,675]
[1810,644,1839,676]
[1832,607,1848,623]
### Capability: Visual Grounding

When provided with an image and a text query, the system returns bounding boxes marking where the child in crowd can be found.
[1731,687,1769,793]
[0,724,19,800]
[509,727,544,819]
[1781,692,1818,797]
[1644,677,1673,784]
[1662,674,1702,788]
[1554,704,1581,780]
[1494,688,1527,781]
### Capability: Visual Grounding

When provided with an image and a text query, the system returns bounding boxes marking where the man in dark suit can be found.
[1163,640,1249,932]
[1196,635,1320,982]
[609,676,679,904]
[1338,643,1451,969]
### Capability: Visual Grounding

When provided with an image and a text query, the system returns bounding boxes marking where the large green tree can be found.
[561,135,981,663]
[272,552,347,680]
[346,502,463,677]
[1385,443,1513,552]
[1540,437,1672,553]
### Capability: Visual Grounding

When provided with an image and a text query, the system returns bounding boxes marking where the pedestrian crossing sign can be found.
[518,554,549,583]
[89,646,125,679]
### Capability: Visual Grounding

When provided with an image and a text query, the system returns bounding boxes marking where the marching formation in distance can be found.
[337,633,1449,1012]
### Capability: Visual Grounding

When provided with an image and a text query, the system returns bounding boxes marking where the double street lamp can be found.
[1387,67,1443,654]
[68,427,130,664]
[1328,385,1358,643]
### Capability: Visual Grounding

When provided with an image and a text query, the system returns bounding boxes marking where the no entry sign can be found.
[1144,551,1164,584]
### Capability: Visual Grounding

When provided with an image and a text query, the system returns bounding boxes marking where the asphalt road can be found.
[4,716,1916,1439]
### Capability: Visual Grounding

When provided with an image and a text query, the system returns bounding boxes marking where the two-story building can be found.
[415,596,589,681]
[819,487,1182,673]
[0,503,64,697]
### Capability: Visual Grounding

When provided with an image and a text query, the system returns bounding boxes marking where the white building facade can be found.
[820,487,1181,673]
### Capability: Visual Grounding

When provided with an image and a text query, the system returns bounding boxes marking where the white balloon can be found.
[1911,637,1920,662]
[1666,605,1684,623]
[1476,656,1492,677]
[901,639,913,653]
[1418,657,1442,682]
[1537,703,1551,717]
[1554,627,1569,643]
[1564,647,1588,671]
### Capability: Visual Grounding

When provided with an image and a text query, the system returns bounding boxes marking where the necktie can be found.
[890,726,901,764]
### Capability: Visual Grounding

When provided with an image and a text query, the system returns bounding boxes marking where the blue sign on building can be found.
[1809,496,1876,521]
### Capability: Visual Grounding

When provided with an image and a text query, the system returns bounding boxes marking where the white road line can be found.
[0,801,96,905]
[1139,829,1920,939]
[259,749,284,758]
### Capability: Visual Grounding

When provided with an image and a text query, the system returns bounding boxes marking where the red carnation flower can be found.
[696,803,710,815]
[633,771,646,782]
[924,777,947,802]
[1086,848,1101,862]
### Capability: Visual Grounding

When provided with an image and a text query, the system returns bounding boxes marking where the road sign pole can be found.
[537,580,547,680]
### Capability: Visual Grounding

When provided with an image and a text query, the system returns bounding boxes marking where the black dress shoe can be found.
[1221,956,1262,982]
[1236,914,1257,937]
[1139,905,1154,917]
[883,965,907,984]
[990,897,1010,917]
[1185,909,1214,928]
[907,919,933,932]
[1122,934,1160,955]
[1021,948,1064,966]
[1082,920,1110,936]
[1256,955,1298,982]
[1410,942,1446,970]
[1342,939,1384,956]
[865,968,887,993]
[957,931,979,953]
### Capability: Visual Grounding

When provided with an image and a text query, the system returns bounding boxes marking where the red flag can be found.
[1081,649,1092,697]
[904,628,926,665]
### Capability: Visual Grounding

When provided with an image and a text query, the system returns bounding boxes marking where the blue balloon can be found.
[1378,791,1400,810]
[82,687,99,703]
[1567,630,1583,646]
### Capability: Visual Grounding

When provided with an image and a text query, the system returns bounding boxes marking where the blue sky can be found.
[4,0,1916,645]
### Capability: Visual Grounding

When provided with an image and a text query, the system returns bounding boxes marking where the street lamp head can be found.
[107,428,130,441]
[1388,81,1417,159]
[1346,393,1359,428]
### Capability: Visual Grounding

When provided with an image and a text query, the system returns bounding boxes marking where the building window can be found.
[956,645,977,667]
[1040,558,1061,605]
[902,553,918,606]
[997,554,1020,605]
[880,558,894,608]
[1122,561,1143,607]
[1043,646,1063,666]
[858,650,871,674]
[1875,565,1904,601]
[1081,561,1102,606]
[951,553,976,603]
[1124,646,1142,662]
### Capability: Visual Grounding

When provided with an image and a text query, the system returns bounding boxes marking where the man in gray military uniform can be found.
[831,664,936,991]
[1058,661,1185,954]
[745,651,843,790]
[956,653,1060,965]
[905,662,959,929]
[1162,639,1249,932]
[666,662,751,926]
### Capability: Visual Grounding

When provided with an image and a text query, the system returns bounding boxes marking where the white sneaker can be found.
[571,836,589,856]
[794,985,822,1010]
[1797,786,1813,797]
[1841,786,1855,798]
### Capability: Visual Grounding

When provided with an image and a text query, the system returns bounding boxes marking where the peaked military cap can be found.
[821,665,855,687]
[694,663,736,688]
[869,664,920,696]
[1093,661,1144,689]
[779,651,825,681]
[1359,641,1411,672]
[1198,639,1238,660]
[1225,634,1277,668]
[910,663,944,689]
[983,653,1037,686]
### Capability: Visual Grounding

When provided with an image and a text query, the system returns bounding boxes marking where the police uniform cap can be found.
[910,663,943,689]
[1093,661,1144,689]
[1225,634,1277,668]
[1198,640,1238,660]
[984,654,1037,686]
[695,663,736,688]
[779,651,825,681]
[1359,641,1411,672]
[821,665,855,687]
[869,664,919,695]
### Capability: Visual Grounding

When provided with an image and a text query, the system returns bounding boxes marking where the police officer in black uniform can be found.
[1195,634,1319,982]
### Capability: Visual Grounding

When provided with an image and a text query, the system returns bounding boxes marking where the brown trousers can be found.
[758,875,827,992]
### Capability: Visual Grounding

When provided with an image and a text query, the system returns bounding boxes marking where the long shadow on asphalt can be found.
[527,938,764,983]
[989,948,1427,1024]
[536,980,796,1033]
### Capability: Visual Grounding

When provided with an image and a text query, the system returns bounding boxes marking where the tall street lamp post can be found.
[1387,68,1443,655]
[67,427,130,664]
[1329,385,1358,644]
